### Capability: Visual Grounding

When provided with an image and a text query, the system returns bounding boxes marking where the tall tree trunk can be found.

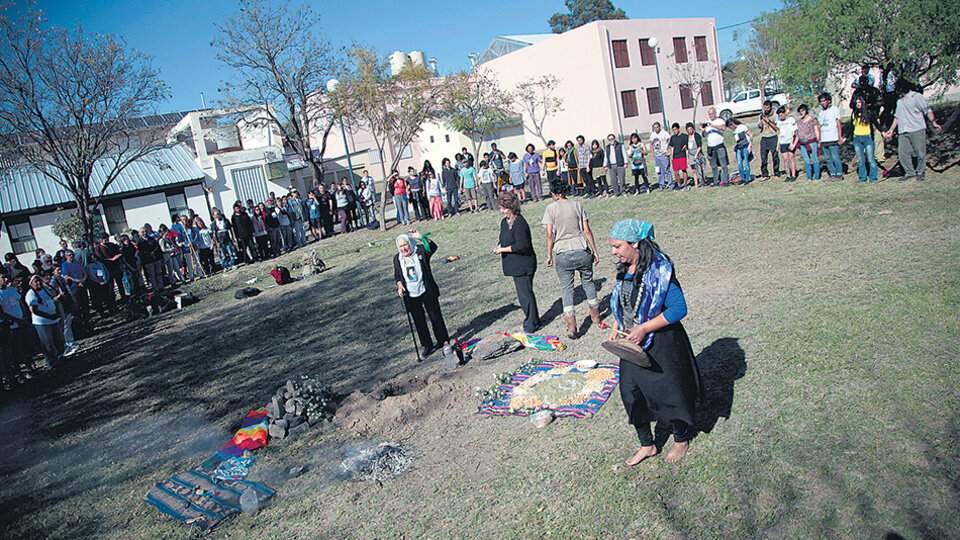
[378,156,389,231]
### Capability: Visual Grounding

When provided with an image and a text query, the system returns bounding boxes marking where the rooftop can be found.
[477,33,556,65]
[0,144,205,215]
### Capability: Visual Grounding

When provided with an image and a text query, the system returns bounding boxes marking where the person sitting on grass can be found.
[608,219,700,465]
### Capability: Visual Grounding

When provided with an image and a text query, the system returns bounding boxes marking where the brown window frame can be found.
[646,87,663,115]
[673,37,688,64]
[700,81,715,107]
[621,90,639,118]
[639,39,656,66]
[679,84,695,109]
[694,36,709,62]
[611,39,630,68]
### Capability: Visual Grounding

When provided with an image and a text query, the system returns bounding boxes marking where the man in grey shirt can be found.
[883,79,941,181]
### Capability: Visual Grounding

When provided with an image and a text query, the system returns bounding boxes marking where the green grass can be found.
[1,164,959,539]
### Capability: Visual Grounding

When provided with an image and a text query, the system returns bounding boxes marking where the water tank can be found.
[409,51,427,68]
[390,51,410,76]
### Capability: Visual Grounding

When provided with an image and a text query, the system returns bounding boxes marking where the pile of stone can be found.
[264,379,337,439]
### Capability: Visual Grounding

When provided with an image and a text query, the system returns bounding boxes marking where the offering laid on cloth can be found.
[145,409,274,531]
[510,333,566,351]
[144,468,274,532]
[477,360,619,418]
[213,456,255,481]
[202,409,270,468]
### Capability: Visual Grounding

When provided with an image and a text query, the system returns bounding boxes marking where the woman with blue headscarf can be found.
[608,219,700,465]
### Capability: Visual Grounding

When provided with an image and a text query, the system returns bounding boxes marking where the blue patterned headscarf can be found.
[609,219,654,242]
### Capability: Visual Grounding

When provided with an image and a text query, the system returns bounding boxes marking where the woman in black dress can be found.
[492,192,541,333]
[607,219,700,464]
[395,230,450,357]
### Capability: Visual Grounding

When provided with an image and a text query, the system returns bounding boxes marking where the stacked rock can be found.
[264,379,334,439]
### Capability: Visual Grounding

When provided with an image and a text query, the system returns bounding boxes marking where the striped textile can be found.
[477,360,620,418]
[144,468,274,531]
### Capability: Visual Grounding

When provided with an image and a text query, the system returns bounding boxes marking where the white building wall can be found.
[121,193,170,232]
[184,185,211,224]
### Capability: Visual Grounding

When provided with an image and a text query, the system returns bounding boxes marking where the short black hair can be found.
[685,122,695,130]
[671,122,680,130]
[776,106,787,114]
[818,92,832,102]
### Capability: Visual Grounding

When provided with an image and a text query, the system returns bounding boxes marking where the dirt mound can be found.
[335,370,473,436]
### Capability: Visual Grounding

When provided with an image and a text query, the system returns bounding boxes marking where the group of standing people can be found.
[395,181,701,464]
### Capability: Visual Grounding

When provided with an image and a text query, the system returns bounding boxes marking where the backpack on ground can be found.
[269,266,294,285]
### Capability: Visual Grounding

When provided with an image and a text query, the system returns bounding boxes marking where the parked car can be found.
[716,88,790,121]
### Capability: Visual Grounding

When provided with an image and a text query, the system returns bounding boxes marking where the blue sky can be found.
[29,0,779,113]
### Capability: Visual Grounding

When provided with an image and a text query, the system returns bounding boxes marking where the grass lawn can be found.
[1,150,959,538]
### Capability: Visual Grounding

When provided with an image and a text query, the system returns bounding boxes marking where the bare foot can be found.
[626,445,658,466]
[665,441,688,463]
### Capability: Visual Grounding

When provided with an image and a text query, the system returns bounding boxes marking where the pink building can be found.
[479,18,724,143]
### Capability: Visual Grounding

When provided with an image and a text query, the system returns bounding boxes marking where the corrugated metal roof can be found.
[0,145,204,214]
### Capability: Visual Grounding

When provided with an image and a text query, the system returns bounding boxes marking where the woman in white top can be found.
[26,274,63,369]
[776,106,799,182]
[425,172,444,220]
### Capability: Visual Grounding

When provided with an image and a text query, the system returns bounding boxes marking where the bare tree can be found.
[441,69,514,159]
[670,57,718,124]
[212,0,341,185]
[511,75,564,147]
[337,46,448,230]
[731,26,780,93]
[0,7,169,240]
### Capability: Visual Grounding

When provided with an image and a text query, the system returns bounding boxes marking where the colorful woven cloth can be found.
[462,333,565,352]
[144,468,274,531]
[477,360,620,418]
[201,409,269,469]
[213,456,255,482]
[441,255,460,263]
[510,333,566,351]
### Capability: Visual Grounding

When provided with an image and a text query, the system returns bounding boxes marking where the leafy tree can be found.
[52,208,105,243]
[337,46,448,230]
[731,25,780,93]
[212,0,342,184]
[0,6,169,242]
[549,0,627,33]
[441,69,514,160]
[757,0,960,97]
[511,75,565,147]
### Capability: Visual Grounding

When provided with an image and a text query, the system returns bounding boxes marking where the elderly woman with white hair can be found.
[394,230,451,357]
[607,219,701,465]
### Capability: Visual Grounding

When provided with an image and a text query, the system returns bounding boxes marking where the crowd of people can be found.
[0,181,370,389]
[383,75,942,227]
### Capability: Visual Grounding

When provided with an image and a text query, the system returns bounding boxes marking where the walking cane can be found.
[401,296,422,363]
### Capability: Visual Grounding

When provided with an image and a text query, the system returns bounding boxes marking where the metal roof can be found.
[0,144,205,215]
[478,34,556,64]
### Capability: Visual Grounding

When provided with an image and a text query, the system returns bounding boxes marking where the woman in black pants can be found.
[493,191,541,333]
[395,230,451,357]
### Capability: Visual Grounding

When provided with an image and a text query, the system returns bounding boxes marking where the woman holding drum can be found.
[607,219,700,464]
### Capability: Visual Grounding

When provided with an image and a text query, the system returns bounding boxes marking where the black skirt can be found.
[619,321,701,426]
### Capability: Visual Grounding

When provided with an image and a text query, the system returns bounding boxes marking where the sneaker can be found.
[2,377,10,391]
[64,344,80,357]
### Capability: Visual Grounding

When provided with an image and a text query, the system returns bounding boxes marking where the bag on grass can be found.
[269,266,294,285]
[365,219,380,230]
[234,287,261,299]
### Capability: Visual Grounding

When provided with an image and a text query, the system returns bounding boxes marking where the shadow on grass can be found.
[455,303,518,342]
[694,337,747,435]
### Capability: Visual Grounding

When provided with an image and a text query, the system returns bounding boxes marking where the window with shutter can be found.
[621,90,638,118]
[646,87,663,115]
[680,85,695,109]
[639,39,655,66]
[673,37,688,63]
[694,36,708,61]
[612,40,630,68]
